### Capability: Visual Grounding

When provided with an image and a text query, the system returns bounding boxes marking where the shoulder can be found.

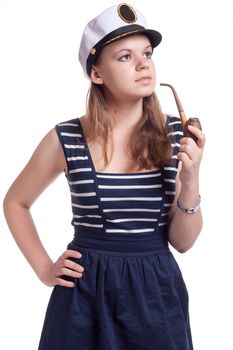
[34,128,65,167]
[165,114,183,130]
[55,117,80,132]
[165,114,183,139]
[164,115,183,163]
[54,117,83,144]
[34,117,81,173]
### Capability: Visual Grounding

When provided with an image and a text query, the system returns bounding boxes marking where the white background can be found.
[1,0,233,349]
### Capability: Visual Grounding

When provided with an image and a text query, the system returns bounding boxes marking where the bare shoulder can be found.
[4,128,67,207]
[40,127,60,148]
[32,127,66,173]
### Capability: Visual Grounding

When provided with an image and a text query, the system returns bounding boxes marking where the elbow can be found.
[171,241,194,254]
[170,231,201,254]
[169,218,203,254]
[3,193,15,220]
[3,193,10,216]
[3,192,29,219]
[176,245,193,254]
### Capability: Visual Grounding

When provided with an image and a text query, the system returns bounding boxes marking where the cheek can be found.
[103,66,132,88]
[149,65,156,87]
[151,62,156,77]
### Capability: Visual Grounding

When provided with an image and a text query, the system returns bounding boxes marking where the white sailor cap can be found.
[78,3,162,78]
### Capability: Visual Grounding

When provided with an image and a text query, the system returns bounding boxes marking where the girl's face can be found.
[91,35,156,102]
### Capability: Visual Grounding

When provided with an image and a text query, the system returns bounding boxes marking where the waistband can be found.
[69,227,169,254]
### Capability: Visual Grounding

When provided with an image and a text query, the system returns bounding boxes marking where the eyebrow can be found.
[114,44,152,55]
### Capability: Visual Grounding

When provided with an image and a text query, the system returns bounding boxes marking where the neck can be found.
[105,98,143,130]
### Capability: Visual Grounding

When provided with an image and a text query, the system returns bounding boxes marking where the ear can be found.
[90,65,103,85]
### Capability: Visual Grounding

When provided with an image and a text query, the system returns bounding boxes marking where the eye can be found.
[144,51,153,59]
[119,54,131,61]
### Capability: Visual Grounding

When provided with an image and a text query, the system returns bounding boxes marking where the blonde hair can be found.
[83,83,172,170]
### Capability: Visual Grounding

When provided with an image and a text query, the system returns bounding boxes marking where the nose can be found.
[135,56,149,71]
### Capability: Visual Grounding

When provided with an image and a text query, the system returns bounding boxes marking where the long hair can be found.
[84,83,172,170]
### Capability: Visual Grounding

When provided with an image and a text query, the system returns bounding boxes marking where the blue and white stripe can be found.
[55,115,183,234]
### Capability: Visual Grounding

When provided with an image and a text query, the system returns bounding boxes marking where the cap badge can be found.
[90,48,96,55]
[117,3,137,23]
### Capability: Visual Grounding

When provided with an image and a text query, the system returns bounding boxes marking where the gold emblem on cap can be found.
[117,3,137,23]
[90,48,96,55]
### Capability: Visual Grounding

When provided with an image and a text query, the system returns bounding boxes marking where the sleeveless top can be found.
[55,115,183,236]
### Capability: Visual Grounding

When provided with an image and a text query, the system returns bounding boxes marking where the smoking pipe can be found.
[160,83,202,142]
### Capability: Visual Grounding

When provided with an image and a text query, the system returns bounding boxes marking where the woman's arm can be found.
[168,124,206,252]
[3,129,84,287]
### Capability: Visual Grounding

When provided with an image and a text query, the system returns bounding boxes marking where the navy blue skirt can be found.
[38,230,193,350]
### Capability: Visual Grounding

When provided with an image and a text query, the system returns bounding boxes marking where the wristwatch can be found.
[177,195,201,214]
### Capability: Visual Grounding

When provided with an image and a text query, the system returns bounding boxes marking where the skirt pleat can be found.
[38,245,193,350]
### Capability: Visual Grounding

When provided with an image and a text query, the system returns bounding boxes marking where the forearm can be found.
[3,199,53,280]
[168,181,203,252]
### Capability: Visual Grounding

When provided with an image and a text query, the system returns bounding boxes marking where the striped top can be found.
[55,115,183,235]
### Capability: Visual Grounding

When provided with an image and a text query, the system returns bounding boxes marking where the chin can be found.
[144,90,155,97]
[142,88,155,97]
[141,84,155,97]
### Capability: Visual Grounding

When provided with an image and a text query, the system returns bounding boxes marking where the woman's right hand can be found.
[39,250,85,288]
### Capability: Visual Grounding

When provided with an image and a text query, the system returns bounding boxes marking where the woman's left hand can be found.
[177,124,206,185]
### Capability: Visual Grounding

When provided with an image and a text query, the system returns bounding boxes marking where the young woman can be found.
[3,3,205,349]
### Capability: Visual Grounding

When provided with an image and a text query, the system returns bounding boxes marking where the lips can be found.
[135,76,152,82]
